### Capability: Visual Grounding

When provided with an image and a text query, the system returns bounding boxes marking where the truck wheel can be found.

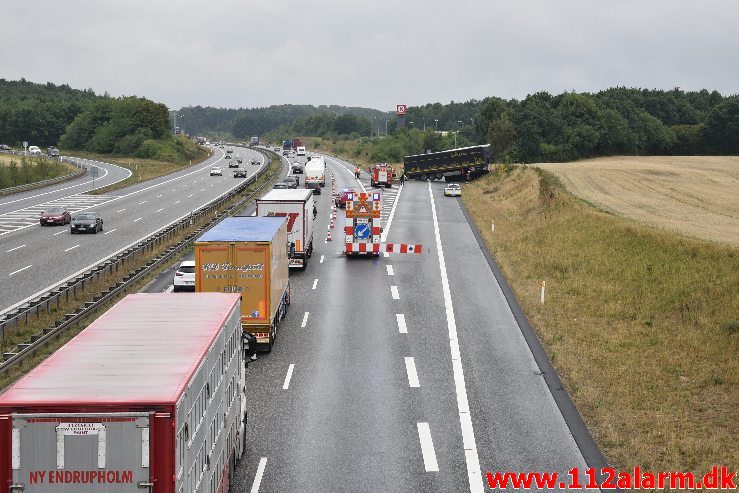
[300,256,308,271]
[386,183,392,188]
[307,242,313,258]
[420,174,428,180]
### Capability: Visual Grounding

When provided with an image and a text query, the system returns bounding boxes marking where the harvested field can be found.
[536,156,739,245]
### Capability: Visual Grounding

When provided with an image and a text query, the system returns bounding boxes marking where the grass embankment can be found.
[0,155,78,190]
[0,151,281,391]
[62,137,211,195]
[463,166,738,472]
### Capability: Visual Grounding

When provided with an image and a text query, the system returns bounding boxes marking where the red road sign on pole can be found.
[396,104,407,115]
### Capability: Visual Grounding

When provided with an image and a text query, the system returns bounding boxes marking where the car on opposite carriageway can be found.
[40,206,71,225]
[70,212,104,234]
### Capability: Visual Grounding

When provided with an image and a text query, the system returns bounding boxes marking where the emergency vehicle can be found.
[370,163,394,188]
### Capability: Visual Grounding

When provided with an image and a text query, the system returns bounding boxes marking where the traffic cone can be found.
[330,220,334,229]
[327,231,332,241]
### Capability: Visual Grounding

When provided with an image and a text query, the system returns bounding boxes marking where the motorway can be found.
[145,152,591,492]
[0,145,266,315]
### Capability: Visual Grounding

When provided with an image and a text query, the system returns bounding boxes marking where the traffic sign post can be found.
[90,166,99,191]
[23,141,28,156]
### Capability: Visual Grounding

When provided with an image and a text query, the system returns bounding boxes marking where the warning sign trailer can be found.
[344,191,422,256]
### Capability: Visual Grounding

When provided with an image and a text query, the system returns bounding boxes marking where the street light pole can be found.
[434,119,439,131]
[385,119,389,135]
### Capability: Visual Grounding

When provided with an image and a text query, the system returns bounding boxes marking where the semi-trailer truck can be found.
[195,217,290,351]
[0,293,247,493]
[403,144,491,181]
[256,189,315,270]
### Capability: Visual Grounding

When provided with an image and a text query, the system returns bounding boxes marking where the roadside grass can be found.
[462,166,738,472]
[300,137,405,173]
[61,138,211,195]
[0,155,77,189]
[0,152,281,391]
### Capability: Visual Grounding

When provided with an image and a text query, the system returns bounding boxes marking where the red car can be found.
[40,206,71,225]
[335,188,354,208]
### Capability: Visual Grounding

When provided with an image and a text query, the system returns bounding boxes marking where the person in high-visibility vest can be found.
[354,166,360,179]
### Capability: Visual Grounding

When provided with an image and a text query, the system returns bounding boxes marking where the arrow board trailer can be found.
[403,144,491,181]
[256,189,315,271]
[345,191,383,256]
[195,217,290,352]
[0,293,247,493]
[304,157,326,187]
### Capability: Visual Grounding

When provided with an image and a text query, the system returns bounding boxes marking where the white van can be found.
[296,146,306,156]
[28,145,42,156]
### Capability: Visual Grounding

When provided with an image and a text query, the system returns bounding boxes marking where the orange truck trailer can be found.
[195,217,290,351]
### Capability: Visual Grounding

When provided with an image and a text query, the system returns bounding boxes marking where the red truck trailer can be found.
[0,293,247,493]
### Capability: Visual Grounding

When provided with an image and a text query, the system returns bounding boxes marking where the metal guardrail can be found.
[0,147,281,377]
[0,153,87,196]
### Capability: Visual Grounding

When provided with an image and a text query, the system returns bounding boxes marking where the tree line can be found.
[475,88,739,162]
[0,79,98,147]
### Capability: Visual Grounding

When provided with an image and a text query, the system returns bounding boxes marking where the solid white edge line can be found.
[381,183,403,242]
[8,265,32,276]
[396,314,408,334]
[390,285,399,299]
[282,364,295,390]
[163,285,174,293]
[428,181,483,491]
[250,457,267,493]
[417,422,439,472]
[386,264,394,276]
[0,148,269,319]
[405,357,420,388]
[301,311,310,328]
[312,279,318,290]
[5,244,26,253]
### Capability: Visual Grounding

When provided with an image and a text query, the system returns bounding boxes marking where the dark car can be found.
[273,182,289,189]
[251,159,259,165]
[228,161,239,168]
[282,176,299,189]
[224,154,231,160]
[40,206,71,225]
[305,180,321,195]
[70,212,103,234]
[0,144,11,151]
[233,168,247,178]
[236,156,243,163]
[291,163,303,174]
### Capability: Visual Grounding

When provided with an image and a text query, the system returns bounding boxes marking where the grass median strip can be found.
[462,166,738,472]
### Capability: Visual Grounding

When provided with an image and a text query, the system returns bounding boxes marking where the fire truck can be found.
[370,163,394,188]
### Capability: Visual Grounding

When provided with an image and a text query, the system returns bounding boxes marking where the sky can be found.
[2,0,738,112]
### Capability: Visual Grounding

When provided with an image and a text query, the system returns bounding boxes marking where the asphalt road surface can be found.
[0,145,266,315]
[146,152,591,492]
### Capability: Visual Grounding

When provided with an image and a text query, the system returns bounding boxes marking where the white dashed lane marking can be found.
[390,285,399,299]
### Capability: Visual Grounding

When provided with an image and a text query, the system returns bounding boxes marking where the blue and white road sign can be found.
[354,223,371,240]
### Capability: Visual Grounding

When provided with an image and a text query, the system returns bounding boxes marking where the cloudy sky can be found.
[2,0,737,111]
